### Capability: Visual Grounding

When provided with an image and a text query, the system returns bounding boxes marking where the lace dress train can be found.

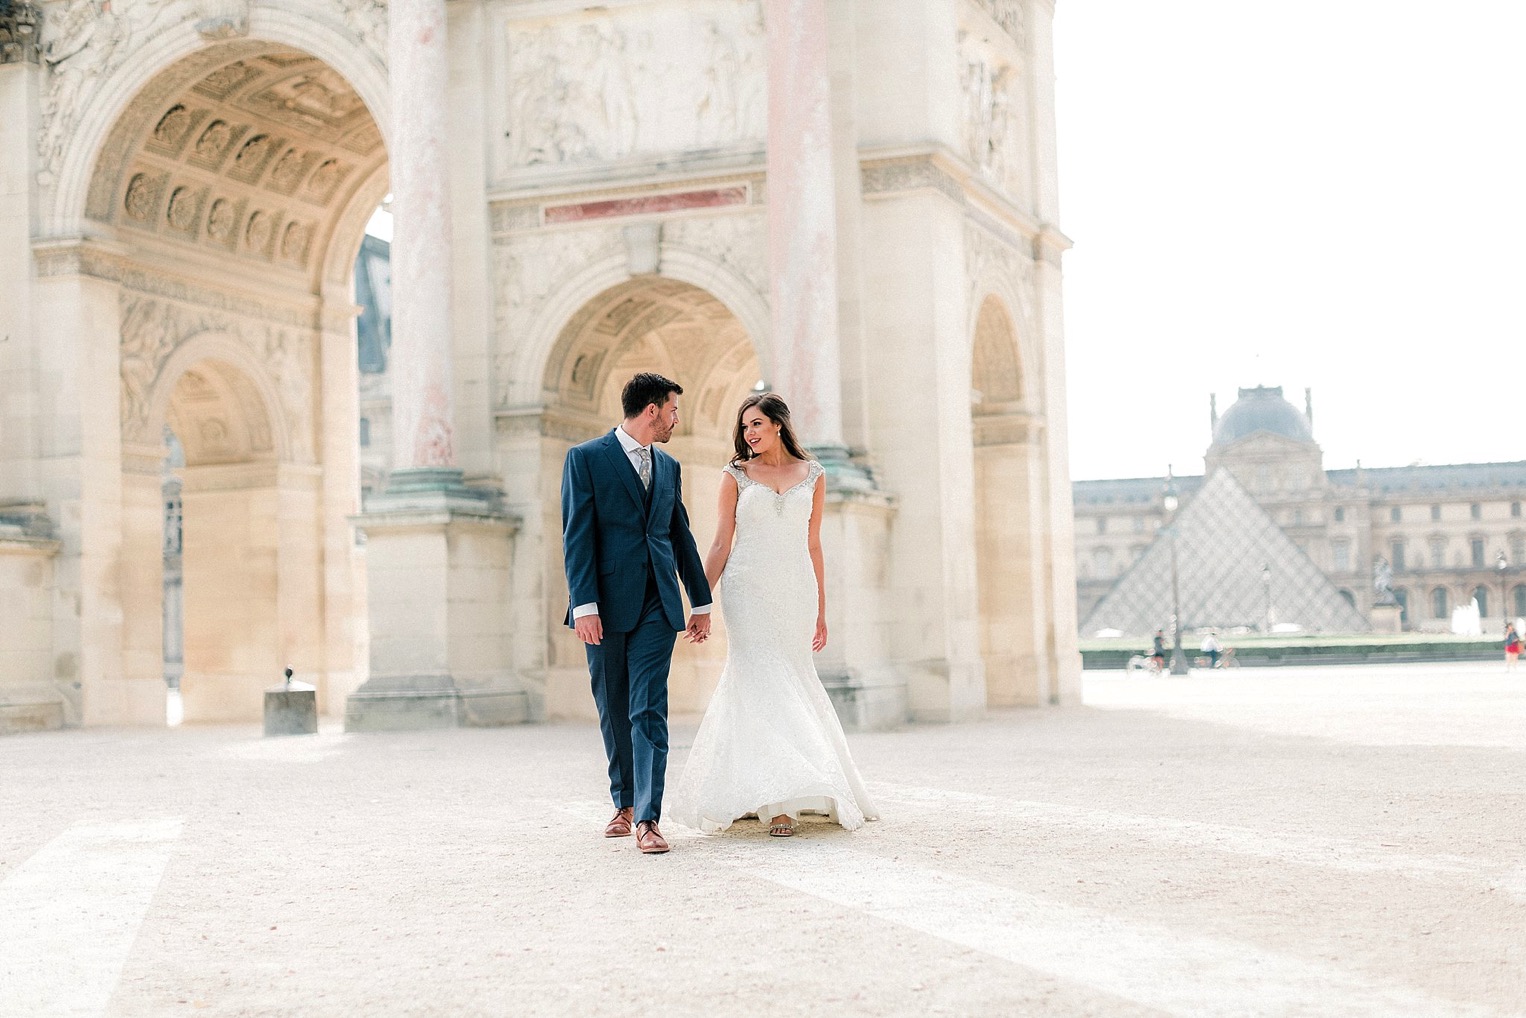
[669,461,878,833]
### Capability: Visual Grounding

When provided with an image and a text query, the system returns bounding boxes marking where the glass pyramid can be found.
[1082,468,1370,637]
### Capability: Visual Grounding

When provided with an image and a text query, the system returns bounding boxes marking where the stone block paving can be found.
[2,662,1523,1017]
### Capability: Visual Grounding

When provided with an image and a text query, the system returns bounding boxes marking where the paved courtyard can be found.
[3,663,1523,1017]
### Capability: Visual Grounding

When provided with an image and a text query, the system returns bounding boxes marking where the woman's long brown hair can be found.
[730,392,814,466]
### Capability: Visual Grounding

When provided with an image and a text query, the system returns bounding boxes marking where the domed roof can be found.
[1212,386,1314,446]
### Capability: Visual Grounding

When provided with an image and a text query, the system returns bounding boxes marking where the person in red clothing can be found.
[1505,623,1521,671]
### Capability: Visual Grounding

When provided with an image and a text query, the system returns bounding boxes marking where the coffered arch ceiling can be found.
[87,43,388,290]
[544,278,762,437]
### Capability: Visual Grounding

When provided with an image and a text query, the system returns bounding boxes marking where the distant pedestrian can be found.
[1201,631,1223,669]
[1150,629,1167,673]
[1505,623,1520,671]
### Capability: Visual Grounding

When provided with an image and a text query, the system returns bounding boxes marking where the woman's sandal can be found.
[769,816,795,837]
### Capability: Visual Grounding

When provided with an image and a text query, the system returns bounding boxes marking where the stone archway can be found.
[534,277,763,719]
[64,39,387,724]
[970,294,1050,706]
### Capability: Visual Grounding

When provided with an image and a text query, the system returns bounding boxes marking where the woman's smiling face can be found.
[741,408,780,457]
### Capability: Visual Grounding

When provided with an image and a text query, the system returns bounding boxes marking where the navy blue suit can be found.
[561,430,711,823]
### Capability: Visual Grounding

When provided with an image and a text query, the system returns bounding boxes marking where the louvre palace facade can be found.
[1075,386,1526,636]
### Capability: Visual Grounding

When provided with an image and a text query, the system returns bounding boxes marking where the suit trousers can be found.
[586,573,676,823]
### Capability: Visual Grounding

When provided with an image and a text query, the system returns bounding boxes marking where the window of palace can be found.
[1471,503,1482,521]
[1293,509,1304,526]
[1513,502,1522,518]
[1515,585,1526,618]
[1512,535,1526,564]
[1472,539,1486,568]
[1334,507,1346,523]
[1391,506,1402,523]
[1096,516,1107,535]
[1432,587,1449,619]
[1431,504,1442,521]
[359,417,371,448]
[1394,588,1409,624]
[1391,540,1406,571]
[1430,538,1447,568]
[1333,540,1350,572]
[1093,547,1114,578]
[1132,516,1145,533]
[1473,586,1490,619]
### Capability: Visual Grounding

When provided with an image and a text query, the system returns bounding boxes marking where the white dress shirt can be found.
[572,425,712,621]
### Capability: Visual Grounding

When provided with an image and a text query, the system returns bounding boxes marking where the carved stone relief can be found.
[660,211,768,303]
[973,0,1026,51]
[504,1,766,170]
[959,31,1030,201]
[493,226,623,400]
[119,291,316,462]
[964,219,1038,377]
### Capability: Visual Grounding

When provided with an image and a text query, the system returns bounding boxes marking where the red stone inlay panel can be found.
[543,186,749,224]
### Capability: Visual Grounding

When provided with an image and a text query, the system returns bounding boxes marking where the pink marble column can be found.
[387,0,455,469]
[765,0,844,449]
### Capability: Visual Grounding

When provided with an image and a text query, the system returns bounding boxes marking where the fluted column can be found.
[387,0,455,472]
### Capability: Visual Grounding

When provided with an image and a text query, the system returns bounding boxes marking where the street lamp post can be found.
[1261,563,1272,634]
[1163,470,1189,675]
[1497,551,1508,633]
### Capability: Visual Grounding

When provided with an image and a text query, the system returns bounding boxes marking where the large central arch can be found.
[63,34,388,724]
[531,274,765,719]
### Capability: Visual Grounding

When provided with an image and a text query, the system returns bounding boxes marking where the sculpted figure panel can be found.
[504,1,766,170]
[959,32,1030,202]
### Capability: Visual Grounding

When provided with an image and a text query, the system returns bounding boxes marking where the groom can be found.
[561,372,713,855]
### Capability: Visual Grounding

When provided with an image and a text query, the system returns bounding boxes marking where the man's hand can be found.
[685,613,711,644]
[575,614,604,646]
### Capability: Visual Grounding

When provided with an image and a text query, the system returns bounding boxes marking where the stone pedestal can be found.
[346,471,527,731]
[1370,603,1403,634]
[264,681,318,736]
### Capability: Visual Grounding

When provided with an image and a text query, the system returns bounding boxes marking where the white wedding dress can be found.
[669,460,878,833]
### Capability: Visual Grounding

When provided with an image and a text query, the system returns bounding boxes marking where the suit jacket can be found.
[561,430,712,634]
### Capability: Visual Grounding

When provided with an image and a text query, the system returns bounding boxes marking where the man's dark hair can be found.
[621,372,682,419]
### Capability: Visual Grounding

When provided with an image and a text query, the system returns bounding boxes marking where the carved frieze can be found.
[964,218,1038,359]
[493,225,623,398]
[503,1,766,170]
[660,211,768,303]
[119,291,317,462]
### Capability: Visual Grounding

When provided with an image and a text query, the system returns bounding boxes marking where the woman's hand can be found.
[812,614,828,653]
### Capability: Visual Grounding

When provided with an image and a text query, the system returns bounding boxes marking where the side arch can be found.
[142,331,293,464]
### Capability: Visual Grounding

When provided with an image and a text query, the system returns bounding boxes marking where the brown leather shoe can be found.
[604,807,634,838]
[635,820,669,854]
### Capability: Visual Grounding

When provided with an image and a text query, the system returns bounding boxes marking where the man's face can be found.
[650,393,680,443]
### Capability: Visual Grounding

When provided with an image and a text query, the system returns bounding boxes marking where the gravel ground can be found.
[2,662,1522,1017]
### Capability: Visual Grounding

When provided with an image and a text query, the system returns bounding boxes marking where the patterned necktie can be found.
[637,446,652,491]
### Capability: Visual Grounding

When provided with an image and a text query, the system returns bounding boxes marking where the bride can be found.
[669,393,878,837]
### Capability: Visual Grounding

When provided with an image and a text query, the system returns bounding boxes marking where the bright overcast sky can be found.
[1053,2,1526,481]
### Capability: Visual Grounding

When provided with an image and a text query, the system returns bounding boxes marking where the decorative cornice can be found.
[33,236,328,329]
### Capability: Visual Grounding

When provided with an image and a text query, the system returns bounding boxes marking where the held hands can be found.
[685,613,712,644]
[574,614,604,646]
[813,614,828,653]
